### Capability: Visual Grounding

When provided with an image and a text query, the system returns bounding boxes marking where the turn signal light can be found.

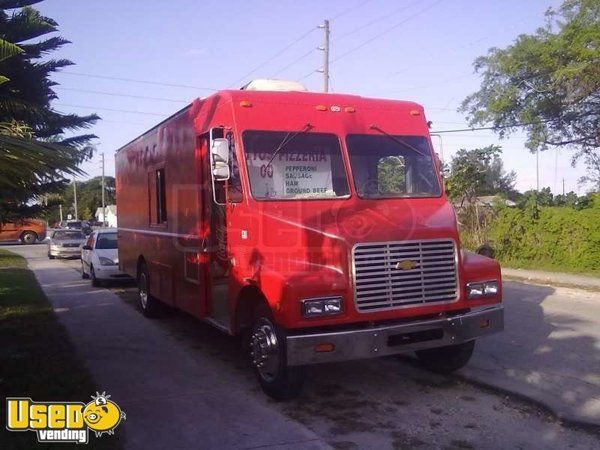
[409,109,421,116]
[314,343,335,353]
[240,100,252,107]
[316,105,327,111]
[344,106,356,113]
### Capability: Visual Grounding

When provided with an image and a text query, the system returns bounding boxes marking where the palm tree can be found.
[0,1,98,221]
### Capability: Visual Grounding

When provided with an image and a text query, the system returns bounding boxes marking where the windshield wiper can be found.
[369,124,427,157]
[266,122,313,167]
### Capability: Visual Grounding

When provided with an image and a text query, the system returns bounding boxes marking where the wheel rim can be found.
[139,273,148,310]
[23,233,35,244]
[250,318,280,382]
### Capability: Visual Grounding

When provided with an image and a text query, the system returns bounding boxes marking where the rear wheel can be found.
[90,264,101,287]
[137,264,162,318]
[48,252,55,260]
[81,261,89,279]
[250,304,304,400]
[20,231,38,245]
[415,340,475,374]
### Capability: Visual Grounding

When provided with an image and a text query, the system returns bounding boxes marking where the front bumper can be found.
[93,264,131,280]
[286,305,503,366]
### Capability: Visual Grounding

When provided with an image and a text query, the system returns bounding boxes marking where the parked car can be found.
[61,220,92,235]
[81,229,131,286]
[0,219,46,244]
[47,230,86,259]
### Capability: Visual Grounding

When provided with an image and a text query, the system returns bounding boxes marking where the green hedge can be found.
[488,199,600,274]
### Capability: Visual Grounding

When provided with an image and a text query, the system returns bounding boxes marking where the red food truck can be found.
[116,80,503,399]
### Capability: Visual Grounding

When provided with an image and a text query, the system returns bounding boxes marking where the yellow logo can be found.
[6,392,125,444]
[395,259,418,270]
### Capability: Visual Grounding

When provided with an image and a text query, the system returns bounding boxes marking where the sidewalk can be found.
[8,245,329,450]
[502,267,600,291]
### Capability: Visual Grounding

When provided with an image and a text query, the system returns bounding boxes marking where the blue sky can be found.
[37,0,585,193]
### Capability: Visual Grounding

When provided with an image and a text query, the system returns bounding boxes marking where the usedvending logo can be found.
[6,392,125,444]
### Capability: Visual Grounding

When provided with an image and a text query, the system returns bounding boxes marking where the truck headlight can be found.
[99,256,116,266]
[467,280,499,299]
[301,297,343,318]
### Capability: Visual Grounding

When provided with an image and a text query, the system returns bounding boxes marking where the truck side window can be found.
[156,168,167,223]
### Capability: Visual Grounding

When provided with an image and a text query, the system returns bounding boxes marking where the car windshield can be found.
[53,231,84,240]
[243,130,350,200]
[346,134,441,198]
[95,233,118,249]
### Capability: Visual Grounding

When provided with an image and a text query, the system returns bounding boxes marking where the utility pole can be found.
[536,148,540,191]
[101,152,106,226]
[562,178,565,196]
[318,19,330,92]
[73,180,78,221]
[59,204,63,223]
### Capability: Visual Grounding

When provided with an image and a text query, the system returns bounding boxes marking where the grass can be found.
[499,258,600,278]
[0,249,124,449]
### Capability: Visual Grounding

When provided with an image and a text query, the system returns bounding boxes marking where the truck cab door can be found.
[203,128,243,331]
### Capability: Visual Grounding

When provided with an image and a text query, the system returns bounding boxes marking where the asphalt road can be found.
[4,243,600,450]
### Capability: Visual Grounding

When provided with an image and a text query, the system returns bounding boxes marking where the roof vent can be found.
[241,79,307,92]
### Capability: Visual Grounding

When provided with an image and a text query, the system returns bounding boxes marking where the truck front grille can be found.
[352,239,458,312]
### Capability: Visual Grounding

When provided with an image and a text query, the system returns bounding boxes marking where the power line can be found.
[334,0,421,41]
[297,69,318,82]
[55,87,189,103]
[271,47,317,78]
[228,26,318,87]
[331,0,444,65]
[431,121,552,134]
[54,103,169,117]
[58,71,217,91]
[331,0,376,20]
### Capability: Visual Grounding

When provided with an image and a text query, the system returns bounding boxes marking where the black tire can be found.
[476,244,496,259]
[21,231,38,245]
[81,261,89,279]
[415,340,475,374]
[90,264,101,287]
[137,263,162,318]
[48,253,55,260]
[250,304,304,400]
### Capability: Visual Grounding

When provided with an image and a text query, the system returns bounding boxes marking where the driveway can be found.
[4,243,599,449]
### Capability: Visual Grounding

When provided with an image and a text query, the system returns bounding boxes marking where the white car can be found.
[81,229,131,286]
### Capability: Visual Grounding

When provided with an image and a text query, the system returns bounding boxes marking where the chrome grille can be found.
[353,239,458,312]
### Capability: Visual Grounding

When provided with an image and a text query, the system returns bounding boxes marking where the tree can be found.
[0,0,99,222]
[461,0,600,179]
[59,176,116,221]
[577,151,600,192]
[445,145,516,204]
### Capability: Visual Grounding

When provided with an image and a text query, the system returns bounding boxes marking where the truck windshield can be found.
[346,134,441,199]
[243,130,350,200]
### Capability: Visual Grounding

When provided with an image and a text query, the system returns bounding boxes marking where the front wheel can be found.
[415,340,475,374]
[250,305,304,400]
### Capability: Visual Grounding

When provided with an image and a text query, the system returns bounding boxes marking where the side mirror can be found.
[82,245,92,251]
[212,165,230,181]
[210,138,230,181]
[211,138,229,164]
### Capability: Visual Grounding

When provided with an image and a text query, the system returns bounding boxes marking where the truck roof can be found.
[116,88,425,153]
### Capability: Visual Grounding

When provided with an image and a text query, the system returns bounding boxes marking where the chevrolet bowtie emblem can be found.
[395,260,418,270]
